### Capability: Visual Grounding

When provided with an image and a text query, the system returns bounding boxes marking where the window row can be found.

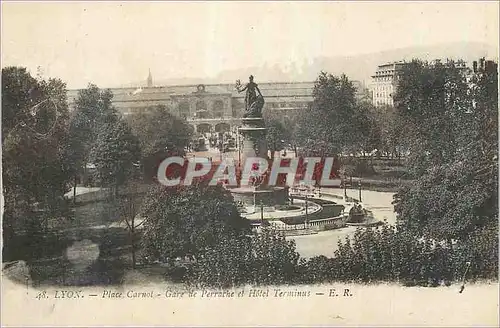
[178,100,226,114]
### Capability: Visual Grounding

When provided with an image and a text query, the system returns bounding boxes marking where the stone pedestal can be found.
[238,117,269,186]
[239,117,268,164]
[231,116,289,209]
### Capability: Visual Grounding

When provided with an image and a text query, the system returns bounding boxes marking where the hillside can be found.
[120,42,497,88]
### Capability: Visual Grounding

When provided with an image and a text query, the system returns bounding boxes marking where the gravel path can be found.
[289,188,396,258]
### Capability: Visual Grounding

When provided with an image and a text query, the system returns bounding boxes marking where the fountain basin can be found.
[241,198,322,222]
[275,204,302,212]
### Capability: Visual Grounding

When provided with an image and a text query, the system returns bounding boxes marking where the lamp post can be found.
[237,127,241,169]
[253,192,257,213]
[358,180,362,203]
[305,194,309,229]
[219,138,223,161]
[260,201,264,225]
[344,173,347,198]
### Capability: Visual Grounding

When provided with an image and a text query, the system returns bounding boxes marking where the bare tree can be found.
[117,182,146,269]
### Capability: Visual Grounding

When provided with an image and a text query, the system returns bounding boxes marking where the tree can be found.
[248,229,301,285]
[126,105,193,180]
[393,59,472,176]
[190,229,300,288]
[296,72,373,156]
[264,109,301,157]
[2,67,72,257]
[116,180,145,269]
[140,182,250,263]
[393,59,498,241]
[67,84,118,195]
[89,118,141,195]
[370,104,410,159]
[283,114,301,157]
[265,118,290,160]
[353,101,382,154]
[393,157,495,240]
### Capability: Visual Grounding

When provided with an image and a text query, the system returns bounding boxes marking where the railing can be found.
[186,117,240,122]
[307,215,347,227]
[269,222,307,231]
[269,213,348,231]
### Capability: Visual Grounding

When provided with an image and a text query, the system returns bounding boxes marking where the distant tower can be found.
[147,69,153,88]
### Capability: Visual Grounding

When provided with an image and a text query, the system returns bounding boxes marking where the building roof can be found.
[67,80,370,107]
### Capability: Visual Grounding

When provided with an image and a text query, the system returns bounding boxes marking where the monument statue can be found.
[249,171,264,189]
[236,75,265,118]
[230,74,288,209]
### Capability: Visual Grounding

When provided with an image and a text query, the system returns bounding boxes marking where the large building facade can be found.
[370,61,407,108]
[67,75,369,134]
[370,59,474,108]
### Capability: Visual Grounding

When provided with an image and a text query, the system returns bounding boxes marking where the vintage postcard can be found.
[1,1,499,326]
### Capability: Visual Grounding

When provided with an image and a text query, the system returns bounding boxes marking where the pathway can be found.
[288,187,396,258]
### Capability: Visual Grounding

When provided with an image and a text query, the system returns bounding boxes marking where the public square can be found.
[2,2,498,327]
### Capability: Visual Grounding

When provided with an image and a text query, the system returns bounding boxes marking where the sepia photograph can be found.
[1,1,499,326]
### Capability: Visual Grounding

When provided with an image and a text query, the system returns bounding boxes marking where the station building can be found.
[67,72,369,133]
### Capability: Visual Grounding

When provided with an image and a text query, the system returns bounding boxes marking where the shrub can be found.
[182,223,497,288]
[140,183,250,264]
[188,229,300,288]
[187,233,252,288]
[343,157,376,177]
[304,223,498,286]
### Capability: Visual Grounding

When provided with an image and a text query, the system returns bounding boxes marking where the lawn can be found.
[3,197,146,287]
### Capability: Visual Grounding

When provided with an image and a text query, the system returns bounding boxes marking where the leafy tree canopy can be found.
[296,72,374,155]
[265,117,290,159]
[393,59,498,240]
[89,118,141,189]
[140,182,250,262]
[2,66,72,237]
[126,105,192,158]
[68,84,119,171]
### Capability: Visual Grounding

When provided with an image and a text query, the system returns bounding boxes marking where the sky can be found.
[2,1,499,89]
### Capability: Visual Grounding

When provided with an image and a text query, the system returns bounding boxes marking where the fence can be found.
[270,222,307,230]
[270,212,349,232]
[307,215,348,228]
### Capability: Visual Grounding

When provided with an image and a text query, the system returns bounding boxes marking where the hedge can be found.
[181,223,498,288]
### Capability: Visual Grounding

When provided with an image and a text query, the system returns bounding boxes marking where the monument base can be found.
[230,186,288,208]
[238,117,268,162]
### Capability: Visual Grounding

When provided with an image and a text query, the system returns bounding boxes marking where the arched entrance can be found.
[196,100,207,111]
[197,123,212,134]
[179,101,190,119]
[214,122,231,133]
[212,100,224,118]
[195,100,210,119]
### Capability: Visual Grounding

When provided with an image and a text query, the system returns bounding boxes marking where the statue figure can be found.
[236,75,265,118]
[249,170,267,190]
